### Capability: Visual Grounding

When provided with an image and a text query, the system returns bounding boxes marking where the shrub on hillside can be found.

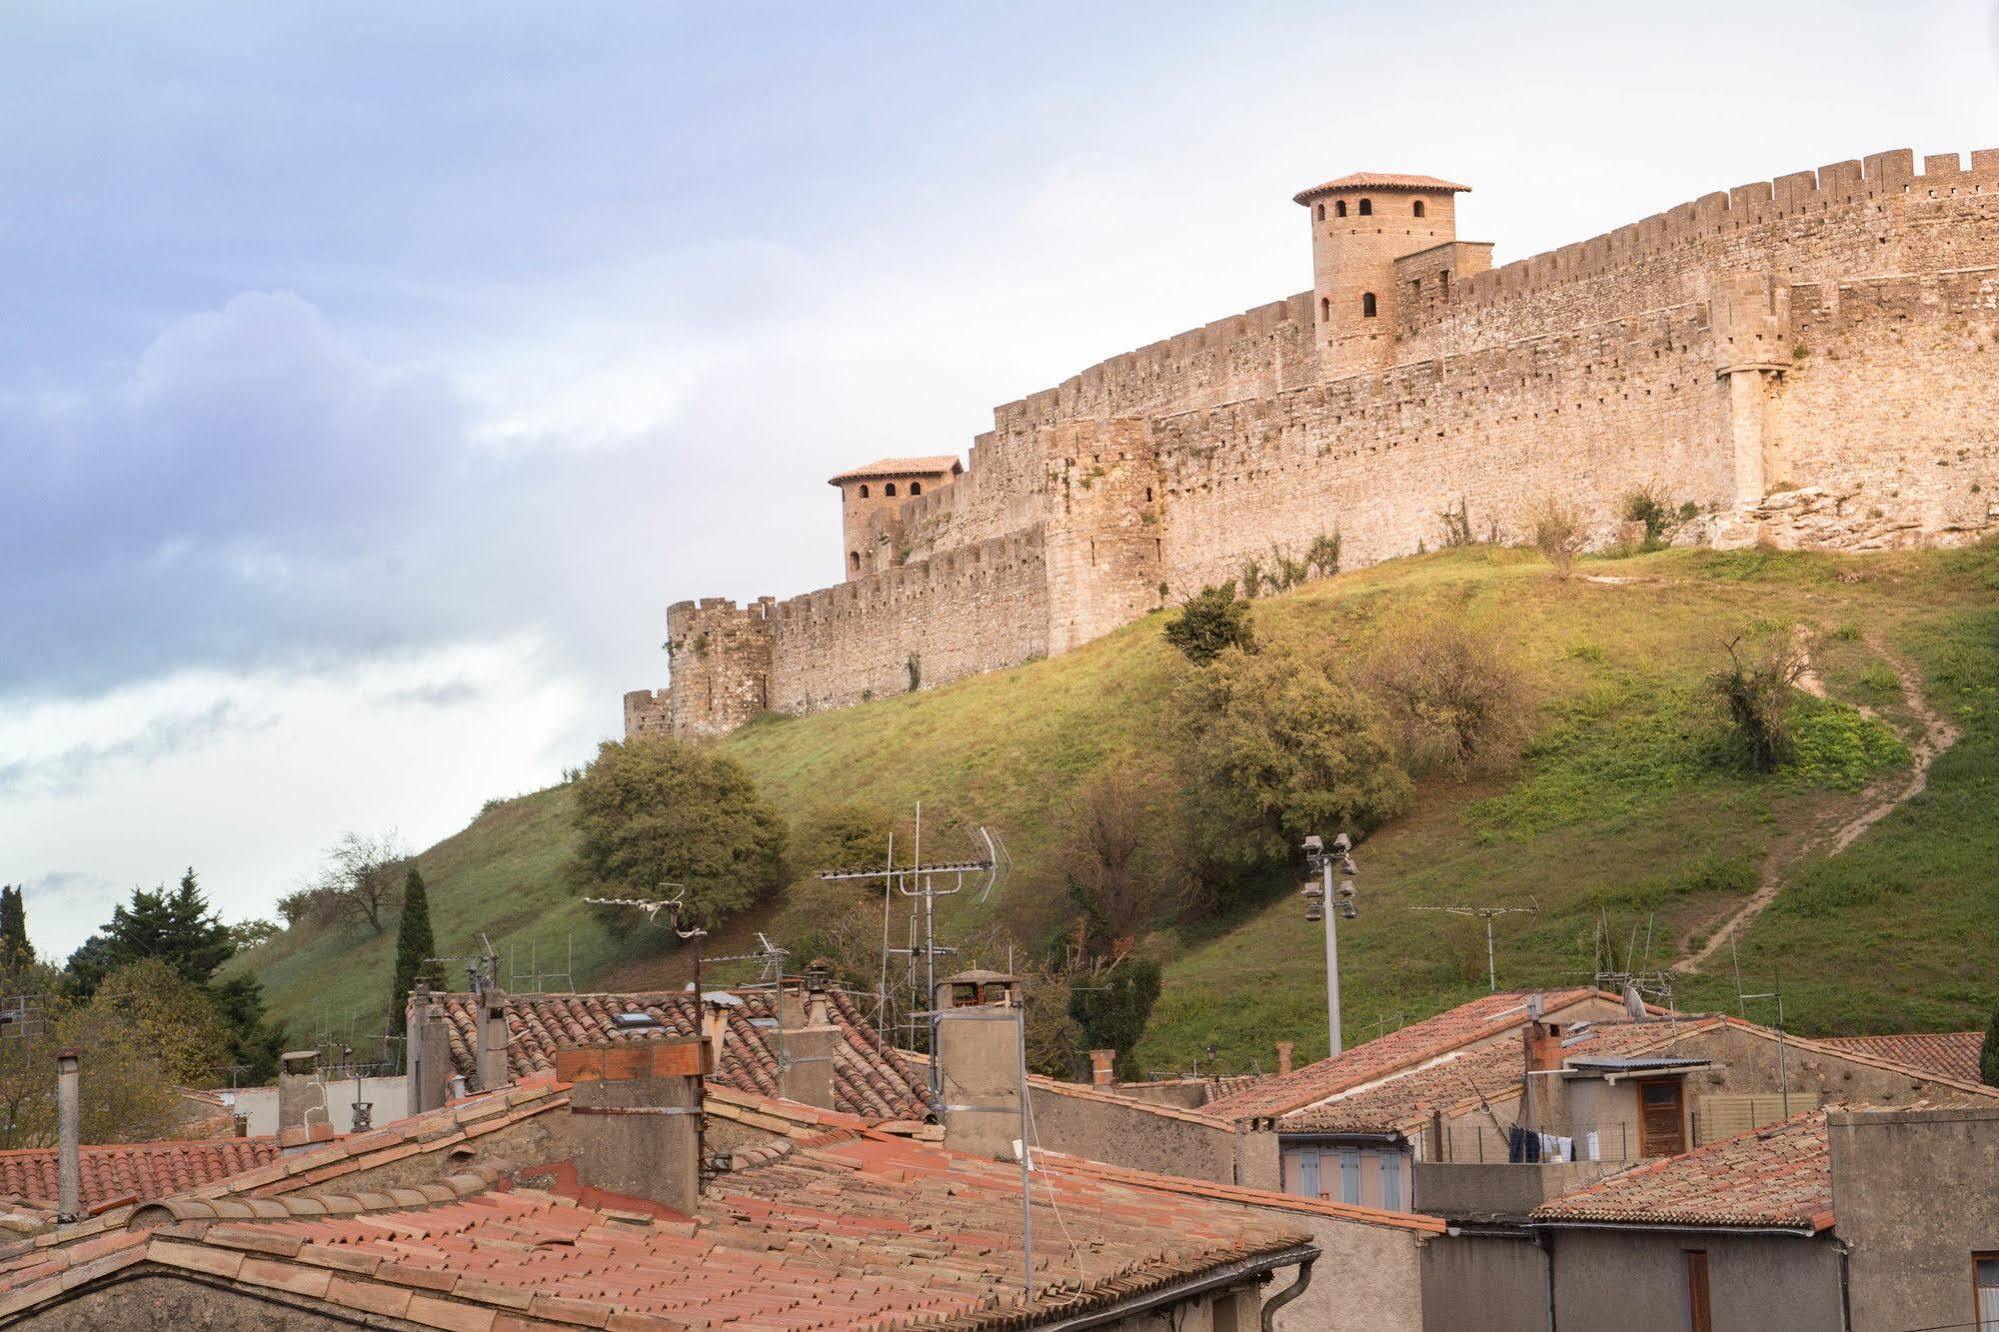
[1056,762,1184,962]
[789,802,896,877]
[1706,632,1808,773]
[1068,956,1163,1082]
[570,737,785,929]
[1366,611,1530,776]
[1175,643,1411,869]
[1526,496,1588,578]
[1163,582,1256,664]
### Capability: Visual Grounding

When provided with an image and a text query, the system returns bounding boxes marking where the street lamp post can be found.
[1301,834,1358,1056]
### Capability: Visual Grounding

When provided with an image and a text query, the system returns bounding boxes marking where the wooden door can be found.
[1639,1079,1687,1157]
[1684,1250,1712,1332]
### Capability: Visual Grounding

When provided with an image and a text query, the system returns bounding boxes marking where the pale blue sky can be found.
[5,1,1997,956]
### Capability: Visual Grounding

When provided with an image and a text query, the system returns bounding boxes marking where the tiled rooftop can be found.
[1532,1112,1832,1232]
[1278,1015,1725,1136]
[1203,989,1606,1122]
[436,988,932,1121]
[0,1090,1313,1330]
[1816,1031,1985,1085]
[827,456,963,484]
[1293,172,1472,200]
[0,1138,280,1214]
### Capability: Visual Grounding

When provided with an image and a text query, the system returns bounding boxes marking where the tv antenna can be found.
[814,802,1002,1102]
[585,883,711,992]
[1408,901,1538,991]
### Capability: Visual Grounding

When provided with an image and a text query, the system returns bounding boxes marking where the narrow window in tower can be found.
[1320,297,1330,321]
[884,482,897,497]
[1413,199,1426,218]
[910,481,922,496]
[1316,203,1326,222]
[849,551,860,571]
[1358,198,1373,217]
[1362,292,1378,318]
[1335,200,1348,218]
[1441,270,1450,297]
[858,483,870,498]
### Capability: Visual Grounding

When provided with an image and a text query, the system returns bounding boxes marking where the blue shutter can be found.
[1298,1149,1320,1199]
[1339,1150,1361,1204]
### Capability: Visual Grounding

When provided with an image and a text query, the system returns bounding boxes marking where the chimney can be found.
[934,970,1023,1160]
[557,1038,710,1213]
[277,1050,321,1131]
[777,969,839,1111]
[475,976,510,1093]
[409,983,451,1114]
[1521,1020,1567,1133]
[1089,1049,1115,1087]
[54,1049,79,1222]
[1276,1041,1295,1077]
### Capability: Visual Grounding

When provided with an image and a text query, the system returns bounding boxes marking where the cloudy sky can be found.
[4,1,1996,958]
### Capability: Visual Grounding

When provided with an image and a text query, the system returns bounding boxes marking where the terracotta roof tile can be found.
[1204,989,1608,1121]
[0,1138,280,1212]
[1293,172,1471,201]
[1532,1112,1832,1231]
[436,989,930,1122]
[826,456,962,484]
[1278,1015,1724,1136]
[1815,1031,1985,1085]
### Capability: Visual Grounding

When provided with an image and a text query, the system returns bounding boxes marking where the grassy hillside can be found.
[239,542,1999,1074]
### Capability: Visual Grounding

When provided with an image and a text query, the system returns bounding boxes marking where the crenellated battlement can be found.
[624,146,1999,740]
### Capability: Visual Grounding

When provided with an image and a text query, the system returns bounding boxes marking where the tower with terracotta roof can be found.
[828,456,963,581]
[1293,172,1470,378]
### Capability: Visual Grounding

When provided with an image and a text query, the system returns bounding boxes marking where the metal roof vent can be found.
[612,1012,660,1030]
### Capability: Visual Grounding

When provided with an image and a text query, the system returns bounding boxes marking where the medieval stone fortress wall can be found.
[626,147,1999,740]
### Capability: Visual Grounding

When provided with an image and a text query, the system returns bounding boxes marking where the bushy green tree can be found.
[571,737,785,929]
[1177,644,1411,869]
[1068,957,1162,1082]
[389,865,438,1039]
[790,803,895,878]
[1163,582,1256,665]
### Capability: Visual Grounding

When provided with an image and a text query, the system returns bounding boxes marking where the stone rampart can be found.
[626,146,1999,740]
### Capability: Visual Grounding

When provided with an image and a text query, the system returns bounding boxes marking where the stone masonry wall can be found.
[627,146,1999,740]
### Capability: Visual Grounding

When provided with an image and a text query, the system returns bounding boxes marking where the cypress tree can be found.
[1982,1000,1999,1088]
[389,865,436,1039]
[0,886,30,973]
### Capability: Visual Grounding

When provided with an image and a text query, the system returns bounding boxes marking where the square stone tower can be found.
[1294,172,1469,378]
[829,456,963,580]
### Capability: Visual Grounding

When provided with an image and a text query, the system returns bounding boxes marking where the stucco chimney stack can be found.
[776,968,839,1110]
[557,1038,711,1213]
[934,971,1024,1160]
[277,1050,321,1131]
[1276,1041,1295,1077]
[475,974,510,1093]
[1089,1050,1115,1087]
[409,982,451,1114]
[54,1048,80,1222]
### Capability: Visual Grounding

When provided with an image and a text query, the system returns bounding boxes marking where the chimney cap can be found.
[281,1049,319,1064]
[53,1047,79,1063]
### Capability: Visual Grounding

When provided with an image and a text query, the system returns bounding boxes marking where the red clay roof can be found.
[436,988,932,1121]
[1532,1112,1833,1232]
[2,1096,1312,1329]
[1815,1031,1985,1085]
[1203,989,1606,1121]
[0,1138,279,1213]
[1279,1014,1724,1136]
[827,456,962,485]
[1293,172,1470,201]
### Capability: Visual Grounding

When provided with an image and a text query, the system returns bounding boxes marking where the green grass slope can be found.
[241,542,1999,1074]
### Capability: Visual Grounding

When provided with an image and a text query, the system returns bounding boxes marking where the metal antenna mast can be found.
[1409,902,1539,991]
[815,804,1000,1101]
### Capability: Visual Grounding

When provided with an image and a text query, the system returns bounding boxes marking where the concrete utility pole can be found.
[1301,834,1358,1057]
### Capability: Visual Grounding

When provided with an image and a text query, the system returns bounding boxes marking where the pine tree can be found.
[0,886,32,975]
[389,865,437,1039]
